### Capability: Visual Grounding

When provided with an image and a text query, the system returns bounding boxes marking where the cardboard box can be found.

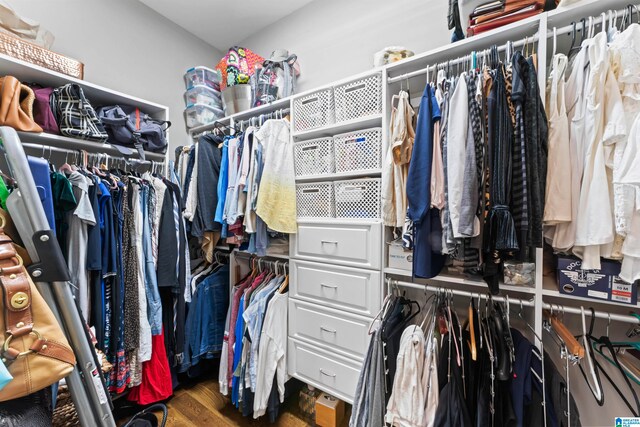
[388,239,412,271]
[315,393,345,427]
[556,256,637,305]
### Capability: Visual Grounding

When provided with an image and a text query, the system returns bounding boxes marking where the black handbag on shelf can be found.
[51,83,109,142]
[96,105,171,160]
[0,386,53,427]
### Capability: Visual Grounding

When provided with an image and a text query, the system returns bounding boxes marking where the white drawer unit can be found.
[291,259,381,316]
[288,337,362,404]
[291,221,382,269]
[289,299,371,360]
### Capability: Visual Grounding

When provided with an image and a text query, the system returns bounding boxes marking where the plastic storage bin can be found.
[294,137,334,177]
[293,89,334,133]
[184,66,221,90]
[334,178,381,219]
[333,128,382,173]
[334,73,382,123]
[184,85,222,109]
[296,182,334,218]
[184,103,224,129]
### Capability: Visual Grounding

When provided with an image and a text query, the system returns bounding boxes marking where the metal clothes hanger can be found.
[585,308,640,416]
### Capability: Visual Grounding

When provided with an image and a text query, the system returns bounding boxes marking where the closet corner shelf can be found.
[292,114,383,141]
[542,274,639,309]
[17,131,167,161]
[383,267,536,295]
[295,170,382,182]
[188,97,292,135]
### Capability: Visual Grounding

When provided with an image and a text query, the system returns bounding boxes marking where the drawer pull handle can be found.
[320,326,337,333]
[321,240,338,245]
[320,369,337,378]
[320,283,338,289]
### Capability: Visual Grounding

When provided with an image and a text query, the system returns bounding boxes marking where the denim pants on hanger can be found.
[140,185,163,335]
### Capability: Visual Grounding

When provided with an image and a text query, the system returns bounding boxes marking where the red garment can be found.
[128,331,173,405]
[227,272,264,386]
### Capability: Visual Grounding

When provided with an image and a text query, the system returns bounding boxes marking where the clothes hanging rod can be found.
[387,34,538,83]
[21,143,154,164]
[389,279,640,324]
[389,279,536,306]
[191,107,291,139]
[547,3,640,37]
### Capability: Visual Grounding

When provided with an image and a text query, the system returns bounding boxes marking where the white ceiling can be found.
[139,0,315,51]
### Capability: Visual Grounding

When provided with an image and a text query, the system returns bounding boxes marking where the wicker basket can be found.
[52,350,112,427]
[52,385,79,427]
[0,32,84,79]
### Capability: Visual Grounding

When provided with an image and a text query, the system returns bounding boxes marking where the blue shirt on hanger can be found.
[406,84,445,279]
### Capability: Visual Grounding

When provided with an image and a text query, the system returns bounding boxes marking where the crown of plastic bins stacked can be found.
[183,66,225,130]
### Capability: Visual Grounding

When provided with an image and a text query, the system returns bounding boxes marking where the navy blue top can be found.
[406,84,445,278]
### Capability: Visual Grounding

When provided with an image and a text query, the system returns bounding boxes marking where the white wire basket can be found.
[334,178,381,219]
[334,73,382,123]
[294,137,334,177]
[296,182,335,218]
[293,89,334,132]
[333,127,382,173]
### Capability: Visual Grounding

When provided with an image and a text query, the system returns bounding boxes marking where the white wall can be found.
[12,0,221,149]
[238,0,451,92]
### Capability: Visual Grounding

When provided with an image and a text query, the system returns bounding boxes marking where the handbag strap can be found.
[0,230,74,365]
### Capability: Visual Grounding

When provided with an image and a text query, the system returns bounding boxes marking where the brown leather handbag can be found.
[0,221,75,401]
[0,75,43,133]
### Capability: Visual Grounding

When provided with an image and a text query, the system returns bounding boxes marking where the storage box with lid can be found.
[556,255,638,305]
[184,66,221,90]
[184,85,222,109]
[388,238,412,271]
[184,103,224,129]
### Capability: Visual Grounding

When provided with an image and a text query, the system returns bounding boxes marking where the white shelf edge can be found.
[233,248,290,260]
[295,170,382,182]
[383,267,536,295]
[541,288,639,309]
[18,131,167,161]
[292,114,383,140]
[296,217,382,225]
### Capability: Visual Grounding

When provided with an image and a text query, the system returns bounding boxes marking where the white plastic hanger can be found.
[580,306,604,402]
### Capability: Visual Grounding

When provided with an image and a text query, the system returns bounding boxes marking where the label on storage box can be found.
[612,278,634,304]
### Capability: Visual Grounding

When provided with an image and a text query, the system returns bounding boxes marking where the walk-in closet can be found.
[0,0,635,426]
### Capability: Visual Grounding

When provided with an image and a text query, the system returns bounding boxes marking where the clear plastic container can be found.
[184,85,222,109]
[183,103,224,129]
[184,66,221,90]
